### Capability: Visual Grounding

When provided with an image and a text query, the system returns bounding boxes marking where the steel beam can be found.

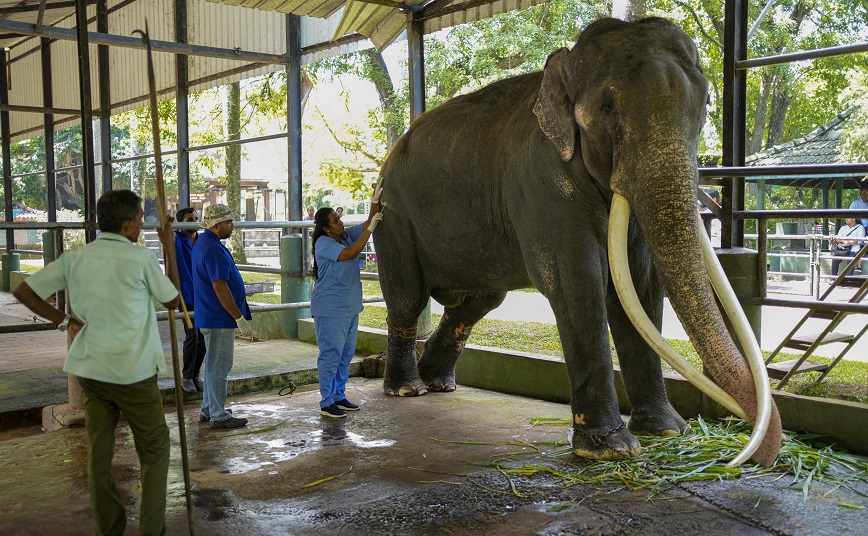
[1,49,13,250]
[408,9,425,120]
[97,0,111,193]
[74,0,97,242]
[41,37,56,222]
[0,19,287,65]
[176,0,190,208]
[286,14,302,221]
[722,0,748,248]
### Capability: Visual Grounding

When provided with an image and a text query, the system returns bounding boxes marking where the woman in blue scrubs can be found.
[311,198,383,418]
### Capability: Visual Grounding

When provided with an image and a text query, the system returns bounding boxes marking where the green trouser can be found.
[79,375,170,536]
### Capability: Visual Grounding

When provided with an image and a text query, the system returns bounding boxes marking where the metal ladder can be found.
[765,244,868,389]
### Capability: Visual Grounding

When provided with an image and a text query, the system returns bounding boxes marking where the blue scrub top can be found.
[192,229,251,328]
[175,230,196,307]
[311,224,365,318]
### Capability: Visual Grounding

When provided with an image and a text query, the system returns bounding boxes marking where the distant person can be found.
[848,186,868,229]
[304,205,315,221]
[831,217,865,275]
[335,206,344,218]
[310,187,383,418]
[175,207,206,393]
[13,190,180,536]
[192,204,252,428]
[701,189,722,247]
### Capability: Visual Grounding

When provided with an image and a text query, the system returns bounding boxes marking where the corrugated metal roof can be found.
[0,0,545,141]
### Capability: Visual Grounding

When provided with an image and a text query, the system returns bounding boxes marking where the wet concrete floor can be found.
[1,378,866,535]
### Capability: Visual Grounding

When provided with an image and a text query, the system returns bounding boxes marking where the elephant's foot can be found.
[570,421,643,461]
[418,358,457,392]
[627,405,689,437]
[422,374,456,392]
[383,375,429,397]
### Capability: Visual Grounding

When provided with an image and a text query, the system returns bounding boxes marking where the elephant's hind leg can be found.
[419,290,507,392]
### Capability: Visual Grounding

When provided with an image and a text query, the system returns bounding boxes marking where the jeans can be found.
[200,328,235,422]
[79,375,169,536]
[314,315,359,408]
[181,306,206,380]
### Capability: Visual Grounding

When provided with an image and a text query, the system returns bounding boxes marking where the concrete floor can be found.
[1,378,865,536]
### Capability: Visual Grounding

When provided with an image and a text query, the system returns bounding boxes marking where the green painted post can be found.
[280,233,310,339]
[1,251,20,291]
[42,230,56,265]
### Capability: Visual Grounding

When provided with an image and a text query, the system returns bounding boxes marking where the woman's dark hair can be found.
[97,189,141,233]
[176,207,197,221]
[311,207,335,280]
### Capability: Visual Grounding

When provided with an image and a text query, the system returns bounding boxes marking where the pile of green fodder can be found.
[434,416,868,503]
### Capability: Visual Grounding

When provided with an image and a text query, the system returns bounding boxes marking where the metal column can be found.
[74,0,97,242]
[97,0,111,193]
[408,10,425,121]
[0,47,20,291]
[41,38,56,222]
[722,0,748,248]
[286,14,302,221]
[408,9,431,334]
[176,0,190,208]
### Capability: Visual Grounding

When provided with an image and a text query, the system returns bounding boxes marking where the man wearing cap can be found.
[192,204,252,428]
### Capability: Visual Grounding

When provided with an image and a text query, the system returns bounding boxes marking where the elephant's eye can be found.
[602,104,615,114]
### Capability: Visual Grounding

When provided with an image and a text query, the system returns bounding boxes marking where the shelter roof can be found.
[744,107,866,188]
[207,0,549,51]
[0,1,75,49]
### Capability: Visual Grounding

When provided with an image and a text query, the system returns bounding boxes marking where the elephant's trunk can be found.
[610,145,782,468]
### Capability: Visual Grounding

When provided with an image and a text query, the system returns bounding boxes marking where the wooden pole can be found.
[134,22,194,535]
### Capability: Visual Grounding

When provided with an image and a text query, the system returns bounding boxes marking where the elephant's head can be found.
[533,17,781,467]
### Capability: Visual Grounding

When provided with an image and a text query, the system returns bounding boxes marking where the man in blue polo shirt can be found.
[174,207,206,393]
[192,204,252,428]
[13,189,180,536]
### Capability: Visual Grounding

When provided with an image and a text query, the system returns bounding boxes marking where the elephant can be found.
[372,17,782,467]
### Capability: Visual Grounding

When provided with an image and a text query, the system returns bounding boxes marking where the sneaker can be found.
[194,378,204,391]
[181,379,197,393]
[335,399,360,411]
[210,415,248,429]
[320,404,347,418]
[199,408,232,422]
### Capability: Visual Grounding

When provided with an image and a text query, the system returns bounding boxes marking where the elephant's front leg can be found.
[419,290,507,391]
[550,291,643,460]
[606,266,688,437]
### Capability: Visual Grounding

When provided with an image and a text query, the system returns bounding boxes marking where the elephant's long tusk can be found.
[607,194,746,419]
[696,215,772,468]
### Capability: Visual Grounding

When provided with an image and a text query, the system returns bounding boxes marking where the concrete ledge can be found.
[299,318,868,454]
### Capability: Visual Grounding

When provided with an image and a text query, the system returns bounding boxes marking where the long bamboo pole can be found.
[134,22,195,536]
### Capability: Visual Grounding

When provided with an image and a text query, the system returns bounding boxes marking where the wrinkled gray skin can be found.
[373,17,782,466]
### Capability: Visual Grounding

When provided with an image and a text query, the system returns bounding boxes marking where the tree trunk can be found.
[223,81,247,264]
[362,49,404,150]
[766,73,792,149]
[747,69,772,156]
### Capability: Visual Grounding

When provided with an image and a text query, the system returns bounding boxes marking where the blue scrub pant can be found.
[314,315,358,408]
[200,327,235,422]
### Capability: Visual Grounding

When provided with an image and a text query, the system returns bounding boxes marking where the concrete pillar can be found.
[1,252,20,291]
[280,233,310,339]
[715,247,762,343]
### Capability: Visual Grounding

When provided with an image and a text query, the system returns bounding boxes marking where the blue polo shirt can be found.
[192,229,251,328]
[175,230,196,307]
[311,224,365,318]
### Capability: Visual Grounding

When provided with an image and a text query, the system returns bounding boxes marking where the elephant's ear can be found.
[533,48,576,162]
